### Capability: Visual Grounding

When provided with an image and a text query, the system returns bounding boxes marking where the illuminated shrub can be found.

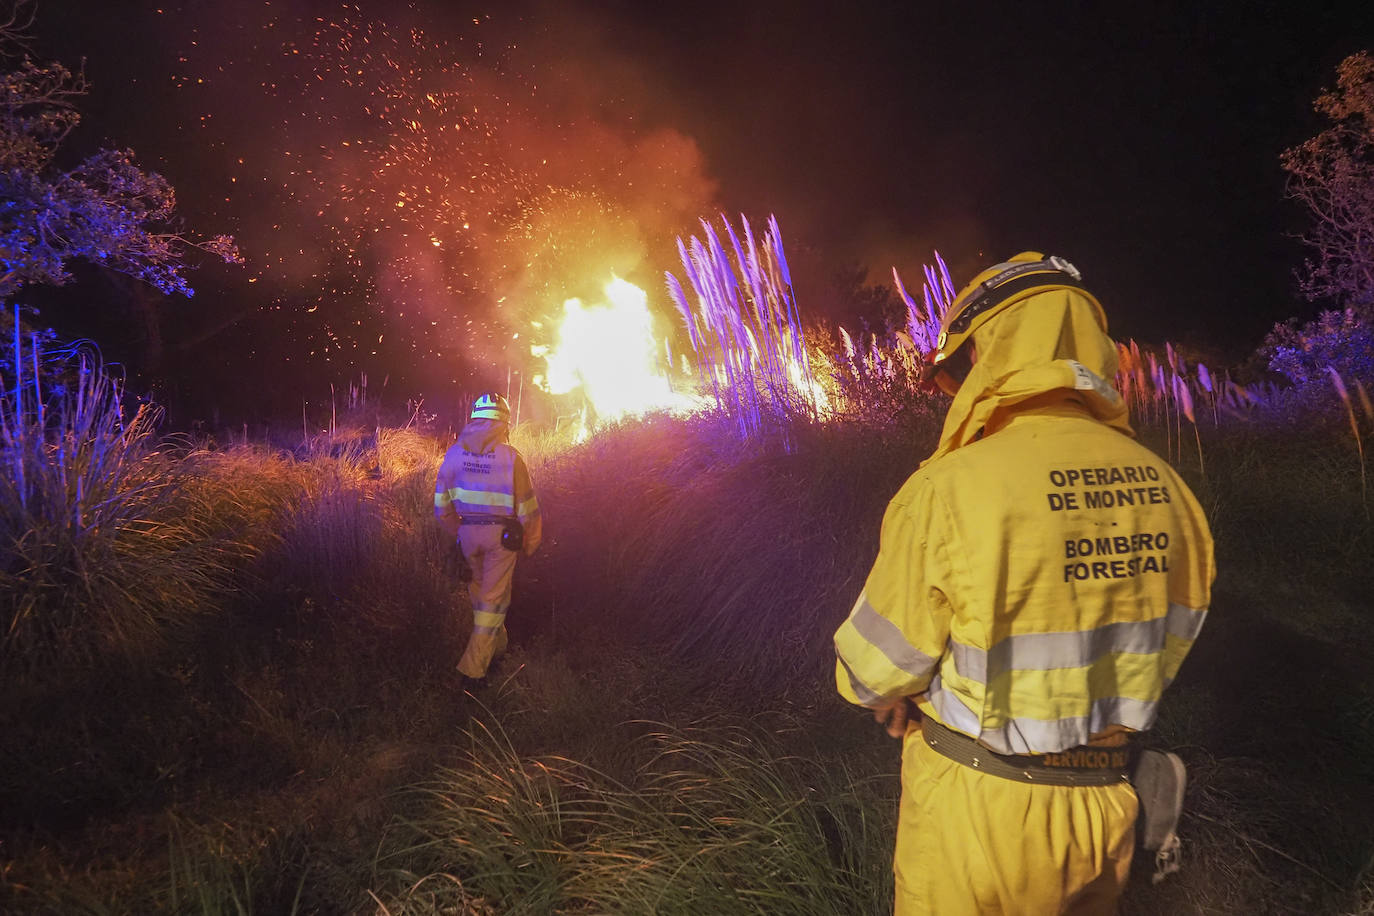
[1262,307,1374,388]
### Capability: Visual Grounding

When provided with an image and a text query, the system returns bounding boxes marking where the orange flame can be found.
[532,278,700,436]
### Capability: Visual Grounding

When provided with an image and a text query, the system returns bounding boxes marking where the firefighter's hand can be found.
[871,697,915,739]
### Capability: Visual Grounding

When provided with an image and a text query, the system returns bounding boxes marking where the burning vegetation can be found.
[3,4,1374,913]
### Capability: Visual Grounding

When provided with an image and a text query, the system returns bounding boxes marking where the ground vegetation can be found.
[1,336,1372,914]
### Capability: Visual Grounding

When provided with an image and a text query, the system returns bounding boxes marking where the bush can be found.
[1261,307,1374,389]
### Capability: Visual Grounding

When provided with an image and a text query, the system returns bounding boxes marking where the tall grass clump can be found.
[667,214,823,450]
[258,426,465,657]
[520,411,940,695]
[823,255,955,428]
[0,327,250,676]
[374,713,896,915]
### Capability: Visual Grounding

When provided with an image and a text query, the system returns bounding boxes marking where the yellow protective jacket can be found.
[835,288,1214,754]
[434,418,543,553]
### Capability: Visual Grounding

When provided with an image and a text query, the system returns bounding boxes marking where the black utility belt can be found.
[460,515,513,526]
[921,716,1132,787]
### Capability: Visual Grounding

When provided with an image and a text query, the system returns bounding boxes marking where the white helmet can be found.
[471,392,511,421]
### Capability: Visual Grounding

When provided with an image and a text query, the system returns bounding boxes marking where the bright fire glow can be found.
[533,278,698,433]
[788,352,832,413]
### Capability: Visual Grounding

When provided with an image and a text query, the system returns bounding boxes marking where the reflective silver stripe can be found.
[837,654,884,705]
[434,491,452,508]
[450,487,515,508]
[984,695,1159,756]
[851,599,940,681]
[928,673,983,735]
[931,673,1160,755]
[948,640,987,682]
[950,615,1186,682]
[472,624,503,635]
[1165,602,1208,641]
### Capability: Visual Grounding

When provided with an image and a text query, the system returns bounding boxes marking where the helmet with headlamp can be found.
[921,252,1106,396]
[471,392,511,421]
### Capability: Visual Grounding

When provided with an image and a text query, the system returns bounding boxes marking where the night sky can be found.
[27,0,1374,419]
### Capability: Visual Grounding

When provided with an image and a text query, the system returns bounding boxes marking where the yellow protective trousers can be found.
[456,523,518,679]
[895,724,1138,916]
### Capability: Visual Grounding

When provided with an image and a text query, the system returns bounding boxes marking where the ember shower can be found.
[173,3,717,400]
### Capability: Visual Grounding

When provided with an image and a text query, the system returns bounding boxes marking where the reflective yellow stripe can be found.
[517,495,540,517]
[449,487,515,509]
[434,491,452,508]
[473,610,506,628]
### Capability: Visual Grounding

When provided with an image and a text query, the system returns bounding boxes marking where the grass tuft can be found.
[374,712,896,915]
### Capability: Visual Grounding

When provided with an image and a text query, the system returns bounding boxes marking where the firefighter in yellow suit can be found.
[435,392,543,688]
[834,253,1215,915]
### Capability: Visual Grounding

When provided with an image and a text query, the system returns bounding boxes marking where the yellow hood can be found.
[458,417,510,454]
[924,286,1132,467]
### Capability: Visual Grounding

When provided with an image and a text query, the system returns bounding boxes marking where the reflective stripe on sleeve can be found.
[849,598,941,679]
[1165,602,1208,641]
[517,495,540,517]
[837,655,885,705]
[435,491,452,509]
[833,593,941,702]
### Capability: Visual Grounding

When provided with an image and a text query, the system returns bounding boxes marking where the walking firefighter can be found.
[833,253,1216,914]
[435,392,543,690]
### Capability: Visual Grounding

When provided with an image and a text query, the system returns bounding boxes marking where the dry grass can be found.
[372,712,895,915]
[2,362,1372,913]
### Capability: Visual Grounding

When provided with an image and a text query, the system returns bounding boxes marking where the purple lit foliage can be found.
[891,252,956,355]
[1262,308,1374,390]
[824,254,955,421]
[666,214,818,446]
[0,12,239,302]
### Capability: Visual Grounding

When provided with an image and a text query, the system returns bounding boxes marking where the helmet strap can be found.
[947,261,1086,336]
